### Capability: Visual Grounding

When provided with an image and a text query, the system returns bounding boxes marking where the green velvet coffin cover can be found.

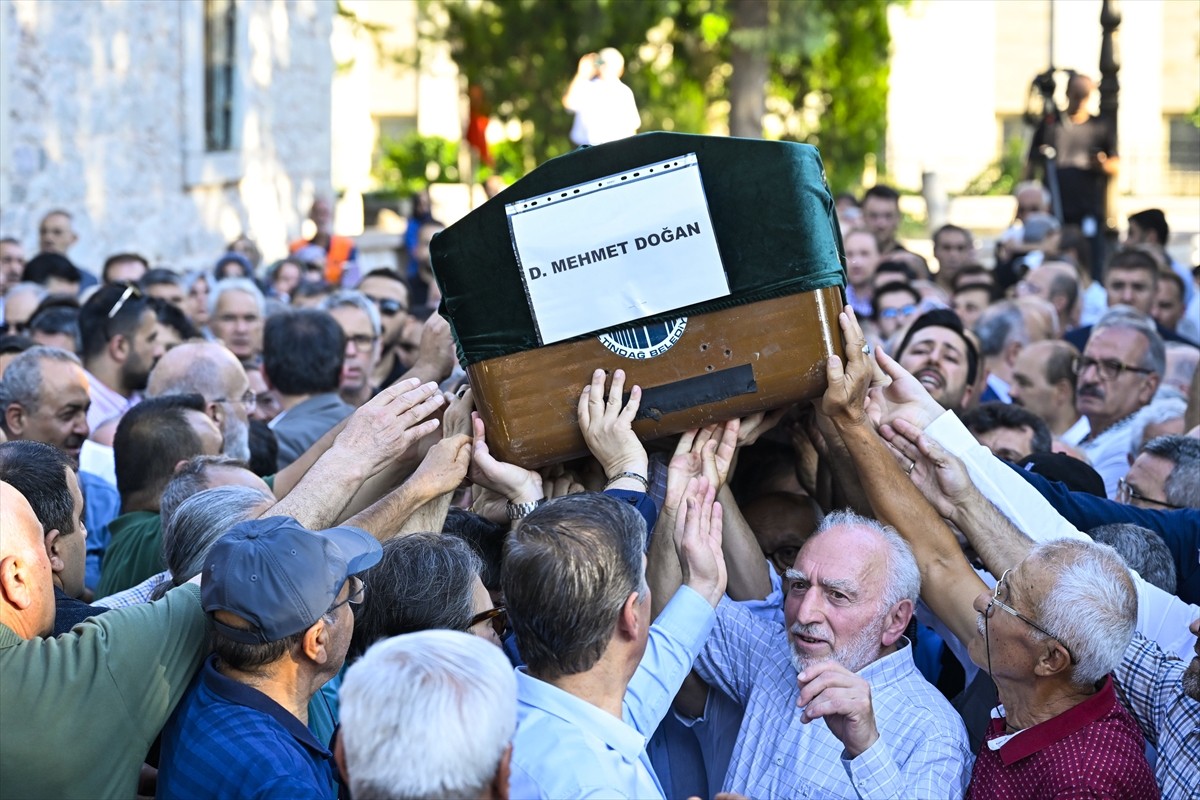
[431,132,846,366]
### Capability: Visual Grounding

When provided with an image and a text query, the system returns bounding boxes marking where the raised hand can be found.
[880,417,975,519]
[577,368,649,482]
[869,347,946,431]
[468,412,543,504]
[409,433,472,499]
[819,307,874,427]
[673,476,726,607]
[797,660,880,758]
[411,310,457,383]
[441,386,474,439]
[336,378,444,471]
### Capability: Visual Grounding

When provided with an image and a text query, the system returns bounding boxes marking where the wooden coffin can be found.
[432,132,847,468]
[468,286,845,468]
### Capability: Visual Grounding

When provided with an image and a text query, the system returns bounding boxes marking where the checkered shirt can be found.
[694,597,974,799]
[1112,632,1200,799]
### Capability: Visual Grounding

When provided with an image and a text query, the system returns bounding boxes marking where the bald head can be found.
[0,481,56,639]
[147,341,246,399]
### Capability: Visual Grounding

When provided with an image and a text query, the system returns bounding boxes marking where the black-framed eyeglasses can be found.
[345,333,379,351]
[211,389,258,412]
[107,282,144,319]
[469,605,508,639]
[1072,355,1152,381]
[987,568,1075,664]
[364,295,407,317]
[1117,477,1184,511]
[0,321,30,336]
[329,575,366,613]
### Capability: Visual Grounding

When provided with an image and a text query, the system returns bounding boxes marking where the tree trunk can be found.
[729,0,769,139]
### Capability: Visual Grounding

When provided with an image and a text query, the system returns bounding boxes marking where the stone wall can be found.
[0,0,334,274]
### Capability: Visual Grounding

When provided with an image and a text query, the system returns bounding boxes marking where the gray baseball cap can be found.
[202,516,382,644]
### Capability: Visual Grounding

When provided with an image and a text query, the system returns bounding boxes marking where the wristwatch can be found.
[506,499,542,520]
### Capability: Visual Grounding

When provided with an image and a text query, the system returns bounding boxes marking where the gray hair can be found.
[502,493,647,679]
[1030,539,1136,686]
[1093,306,1166,377]
[1126,398,1188,457]
[1140,434,1200,509]
[810,509,921,612]
[152,484,271,599]
[0,346,83,426]
[4,282,48,306]
[159,455,249,527]
[322,290,382,338]
[1014,180,1051,207]
[208,277,265,318]
[340,630,517,800]
[349,533,484,662]
[975,300,1029,357]
[1089,523,1177,594]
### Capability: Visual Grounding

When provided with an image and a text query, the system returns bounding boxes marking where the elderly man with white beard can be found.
[146,341,254,463]
[663,507,973,798]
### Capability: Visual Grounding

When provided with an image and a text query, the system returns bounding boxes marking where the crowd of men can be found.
[0,147,1198,800]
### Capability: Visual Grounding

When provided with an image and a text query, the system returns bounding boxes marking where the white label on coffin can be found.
[506,153,729,345]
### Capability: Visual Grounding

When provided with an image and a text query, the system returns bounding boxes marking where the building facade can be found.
[0,0,335,274]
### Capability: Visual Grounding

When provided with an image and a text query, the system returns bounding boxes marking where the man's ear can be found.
[4,403,26,437]
[207,400,225,426]
[302,618,330,665]
[43,529,65,575]
[615,590,643,642]
[1137,373,1161,406]
[880,598,913,647]
[107,333,130,364]
[1032,640,1073,679]
[491,743,512,800]
[1004,341,1023,369]
[0,555,36,610]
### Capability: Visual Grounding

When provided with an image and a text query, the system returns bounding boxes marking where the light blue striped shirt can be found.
[509,586,716,799]
[695,597,973,799]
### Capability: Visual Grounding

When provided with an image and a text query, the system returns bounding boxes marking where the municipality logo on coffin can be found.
[598,318,687,359]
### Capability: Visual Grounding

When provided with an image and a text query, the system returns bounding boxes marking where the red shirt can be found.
[967,675,1159,799]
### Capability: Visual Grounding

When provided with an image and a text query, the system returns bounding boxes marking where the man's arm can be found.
[262,380,444,529]
[874,347,1200,660]
[821,310,984,647]
[347,434,471,540]
[625,476,725,736]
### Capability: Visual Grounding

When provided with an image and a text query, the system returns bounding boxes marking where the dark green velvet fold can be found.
[431,132,846,366]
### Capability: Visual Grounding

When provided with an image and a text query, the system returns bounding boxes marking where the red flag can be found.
[466,84,493,167]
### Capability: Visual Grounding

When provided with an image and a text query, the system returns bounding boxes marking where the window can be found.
[182,0,245,186]
[204,0,237,152]
[1166,115,1200,195]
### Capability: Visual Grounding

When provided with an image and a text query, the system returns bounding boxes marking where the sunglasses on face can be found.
[364,295,407,317]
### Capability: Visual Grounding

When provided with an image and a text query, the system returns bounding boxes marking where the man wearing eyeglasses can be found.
[77,282,164,432]
[1074,313,1164,498]
[357,269,412,388]
[146,341,255,463]
[157,516,381,800]
[822,311,1161,799]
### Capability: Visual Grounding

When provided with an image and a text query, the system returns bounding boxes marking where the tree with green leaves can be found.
[423,0,893,193]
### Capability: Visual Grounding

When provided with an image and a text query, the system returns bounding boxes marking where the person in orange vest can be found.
[289,197,359,287]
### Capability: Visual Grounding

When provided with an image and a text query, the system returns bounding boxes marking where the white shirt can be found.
[568,78,640,146]
[1078,413,1137,499]
[926,409,1200,661]
[1058,415,1091,447]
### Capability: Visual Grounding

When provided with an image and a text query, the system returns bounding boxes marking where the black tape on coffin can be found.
[626,364,757,421]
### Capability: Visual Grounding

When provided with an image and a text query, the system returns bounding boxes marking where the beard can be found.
[1184,655,1200,702]
[789,612,889,675]
[221,413,252,463]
